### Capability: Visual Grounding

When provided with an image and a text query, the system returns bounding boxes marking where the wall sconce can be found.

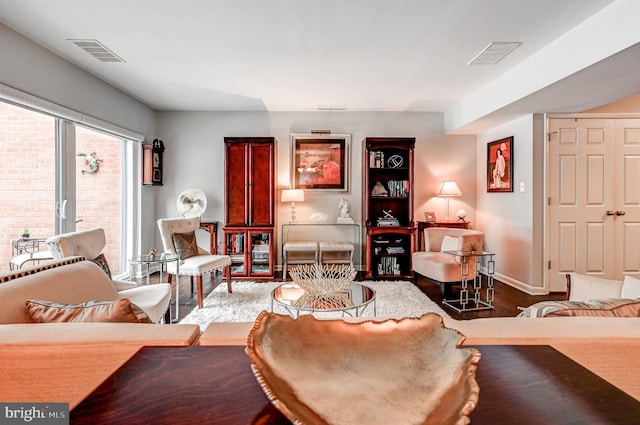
[143,139,165,186]
[438,181,462,221]
[281,189,305,224]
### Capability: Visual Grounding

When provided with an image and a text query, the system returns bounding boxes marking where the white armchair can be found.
[46,228,172,323]
[157,217,232,308]
[412,227,485,296]
[46,228,137,291]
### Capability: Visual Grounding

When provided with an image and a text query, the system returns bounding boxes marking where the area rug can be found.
[179,280,450,330]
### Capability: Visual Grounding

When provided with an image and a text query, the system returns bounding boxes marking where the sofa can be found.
[0,257,200,408]
[518,273,640,318]
[1,259,638,409]
[412,227,485,295]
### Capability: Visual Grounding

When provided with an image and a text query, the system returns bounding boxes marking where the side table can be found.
[442,250,495,312]
[199,221,218,254]
[130,253,180,322]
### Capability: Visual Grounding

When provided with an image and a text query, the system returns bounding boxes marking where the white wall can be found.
[476,114,546,294]
[156,111,476,267]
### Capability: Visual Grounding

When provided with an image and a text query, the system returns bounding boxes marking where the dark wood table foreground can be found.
[71,345,640,424]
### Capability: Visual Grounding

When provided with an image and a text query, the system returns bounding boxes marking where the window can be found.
[0,100,139,275]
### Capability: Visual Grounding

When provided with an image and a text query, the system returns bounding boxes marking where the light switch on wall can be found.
[520,182,525,192]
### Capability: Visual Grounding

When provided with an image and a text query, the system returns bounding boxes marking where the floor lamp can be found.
[281,189,305,224]
[438,181,462,221]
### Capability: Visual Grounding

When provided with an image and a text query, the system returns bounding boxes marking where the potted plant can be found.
[22,228,30,239]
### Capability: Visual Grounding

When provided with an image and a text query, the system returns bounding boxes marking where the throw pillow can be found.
[25,298,152,323]
[91,253,112,279]
[440,236,459,253]
[172,231,199,259]
[621,275,640,299]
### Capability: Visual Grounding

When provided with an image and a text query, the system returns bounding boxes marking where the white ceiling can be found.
[1,0,638,132]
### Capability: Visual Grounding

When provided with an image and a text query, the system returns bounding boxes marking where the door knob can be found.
[606,210,615,216]
[616,210,626,216]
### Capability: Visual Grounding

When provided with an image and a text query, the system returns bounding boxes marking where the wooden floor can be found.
[141,272,566,322]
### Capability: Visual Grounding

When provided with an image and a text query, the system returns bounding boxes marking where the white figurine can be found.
[339,198,351,218]
[337,198,354,224]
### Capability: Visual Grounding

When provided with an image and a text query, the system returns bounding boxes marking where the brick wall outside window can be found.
[0,102,124,274]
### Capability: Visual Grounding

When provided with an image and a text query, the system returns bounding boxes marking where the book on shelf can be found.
[376,257,402,275]
[386,246,405,254]
[386,180,409,197]
[369,151,386,169]
[377,218,400,226]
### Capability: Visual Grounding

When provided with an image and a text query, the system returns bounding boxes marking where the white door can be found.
[614,119,640,277]
[548,117,640,291]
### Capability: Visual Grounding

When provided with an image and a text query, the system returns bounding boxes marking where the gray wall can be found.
[476,114,542,293]
[156,111,477,266]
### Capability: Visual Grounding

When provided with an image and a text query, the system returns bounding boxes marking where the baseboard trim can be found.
[493,272,548,296]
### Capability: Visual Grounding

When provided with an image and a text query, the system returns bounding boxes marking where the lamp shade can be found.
[281,189,305,203]
[438,181,462,197]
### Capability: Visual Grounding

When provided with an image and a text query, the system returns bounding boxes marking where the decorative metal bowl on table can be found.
[288,264,358,309]
[246,311,481,425]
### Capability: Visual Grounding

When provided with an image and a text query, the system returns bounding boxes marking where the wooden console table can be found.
[416,220,470,251]
[199,220,218,254]
[71,345,640,424]
[417,220,469,230]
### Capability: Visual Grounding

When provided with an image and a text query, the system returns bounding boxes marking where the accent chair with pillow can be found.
[412,227,485,296]
[157,217,232,308]
[45,228,172,322]
[46,227,138,291]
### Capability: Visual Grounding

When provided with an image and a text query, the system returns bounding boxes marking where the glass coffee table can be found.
[271,282,376,318]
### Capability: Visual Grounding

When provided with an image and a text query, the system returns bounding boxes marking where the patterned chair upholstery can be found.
[157,217,232,308]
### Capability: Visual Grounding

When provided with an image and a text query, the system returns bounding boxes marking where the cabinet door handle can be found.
[606,210,616,216]
[616,210,626,216]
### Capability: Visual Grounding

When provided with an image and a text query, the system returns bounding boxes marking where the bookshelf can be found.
[363,138,416,279]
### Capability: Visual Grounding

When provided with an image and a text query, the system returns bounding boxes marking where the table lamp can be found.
[281,189,305,224]
[438,181,462,221]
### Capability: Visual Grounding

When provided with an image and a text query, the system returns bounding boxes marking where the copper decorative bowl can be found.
[246,312,481,425]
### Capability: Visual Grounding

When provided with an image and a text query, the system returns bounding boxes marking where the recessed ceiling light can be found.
[68,39,125,63]
[467,42,521,66]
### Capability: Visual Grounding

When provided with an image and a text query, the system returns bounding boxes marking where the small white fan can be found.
[177,189,207,218]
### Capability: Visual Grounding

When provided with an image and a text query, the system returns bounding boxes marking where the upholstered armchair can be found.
[412,227,485,296]
[157,217,232,308]
[46,228,172,323]
[46,227,138,291]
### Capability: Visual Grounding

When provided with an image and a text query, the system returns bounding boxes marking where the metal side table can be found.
[442,250,495,313]
[130,253,180,322]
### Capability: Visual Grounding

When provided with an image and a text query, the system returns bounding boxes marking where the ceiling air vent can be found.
[68,39,125,63]
[467,42,521,65]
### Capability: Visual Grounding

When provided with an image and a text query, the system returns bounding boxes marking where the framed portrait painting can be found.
[487,136,513,192]
[290,133,350,192]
